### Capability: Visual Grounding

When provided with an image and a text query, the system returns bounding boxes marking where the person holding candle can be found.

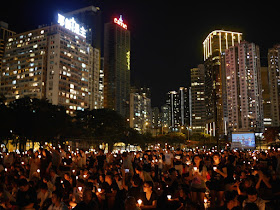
[209,152,227,208]
[139,181,157,209]
[189,155,207,208]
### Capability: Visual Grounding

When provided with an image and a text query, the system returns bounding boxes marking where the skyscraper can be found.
[261,67,272,127]
[0,21,16,90]
[129,87,152,133]
[267,45,280,127]
[104,15,130,118]
[203,30,242,137]
[166,87,190,132]
[63,6,103,109]
[191,64,206,134]
[225,41,263,132]
[64,5,103,53]
[0,16,94,115]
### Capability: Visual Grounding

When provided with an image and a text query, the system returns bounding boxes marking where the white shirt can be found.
[165,153,173,165]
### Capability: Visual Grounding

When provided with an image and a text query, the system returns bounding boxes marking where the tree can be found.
[0,94,13,142]
[74,109,130,151]
[7,97,72,150]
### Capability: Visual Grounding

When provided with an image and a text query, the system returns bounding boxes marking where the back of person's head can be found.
[52,190,63,201]
[125,196,137,210]
[83,189,93,202]
[247,187,257,196]
[224,190,238,203]
[132,175,141,187]
[40,182,48,191]
[18,178,28,187]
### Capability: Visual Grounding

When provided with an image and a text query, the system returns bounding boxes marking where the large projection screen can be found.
[231,132,255,149]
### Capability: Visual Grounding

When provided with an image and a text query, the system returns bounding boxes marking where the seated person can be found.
[242,187,265,210]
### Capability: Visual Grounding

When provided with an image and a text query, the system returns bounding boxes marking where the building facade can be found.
[104,15,130,118]
[0,22,94,115]
[203,30,242,137]
[0,21,16,81]
[261,67,272,127]
[225,41,263,132]
[129,87,152,133]
[267,45,280,127]
[166,87,190,132]
[191,64,206,134]
[1,26,49,101]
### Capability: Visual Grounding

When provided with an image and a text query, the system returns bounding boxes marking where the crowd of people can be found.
[1,144,280,210]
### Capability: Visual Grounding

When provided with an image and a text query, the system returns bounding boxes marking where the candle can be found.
[137,199,142,206]
[167,195,171,200]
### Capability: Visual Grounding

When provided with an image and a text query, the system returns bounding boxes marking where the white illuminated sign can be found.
[57,13,86,38]
[114,15,127,30]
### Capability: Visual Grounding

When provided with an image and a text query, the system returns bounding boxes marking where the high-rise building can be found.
[0,21,16,90]
[267,45,280,127]
[63,6,103,109]
[191,64,206,134]
[161,104,170,133]
[0,15,94,115]
[129,87,152,133]
[261,67,272,127]
[203,30,242,137]
[166,87,190,132]
[64,5,103,53]
[225,41,263,132]
[1,26,49,101]
[104,15,130,118]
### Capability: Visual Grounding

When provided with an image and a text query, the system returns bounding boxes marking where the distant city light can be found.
[57,13,86,38]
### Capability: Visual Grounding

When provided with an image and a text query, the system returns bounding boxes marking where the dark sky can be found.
[0,0,278,107]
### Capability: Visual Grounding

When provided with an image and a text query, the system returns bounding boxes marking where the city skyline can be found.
[0,0,279,108]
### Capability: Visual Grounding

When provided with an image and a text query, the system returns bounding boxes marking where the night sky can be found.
[0,0,278,107]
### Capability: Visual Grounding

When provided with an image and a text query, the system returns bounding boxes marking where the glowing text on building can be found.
[114,15,127,30]
[57,13,86,38]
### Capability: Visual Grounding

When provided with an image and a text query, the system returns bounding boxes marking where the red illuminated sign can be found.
[114,15,127,30]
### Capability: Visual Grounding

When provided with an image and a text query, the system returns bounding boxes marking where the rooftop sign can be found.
[57,13,86,38]
[114,15,127,30]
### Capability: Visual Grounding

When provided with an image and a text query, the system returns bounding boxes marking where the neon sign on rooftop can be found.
[114,15,127,30]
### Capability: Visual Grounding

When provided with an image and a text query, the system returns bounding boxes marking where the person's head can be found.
[99,174,105,182]
[244,179,252,188]
[105,174,113,184]
[135,166,142,175]
[143,181,153,193]
[34,151,39,157]
[50,168,57,177]
[169,168,177,178]
[18,178,29,192]
[240,171,247,179]
[42,149,47,157]
[40,183,48,193]
[132,175,141,187]
[51,190,63,205]
[64,173,70,181]
[213,153,220,164]
[125,196,137,210]
[247,187,258,203]
[193,155,202,166]
[83,189,93,204]
[225,191,239,209]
